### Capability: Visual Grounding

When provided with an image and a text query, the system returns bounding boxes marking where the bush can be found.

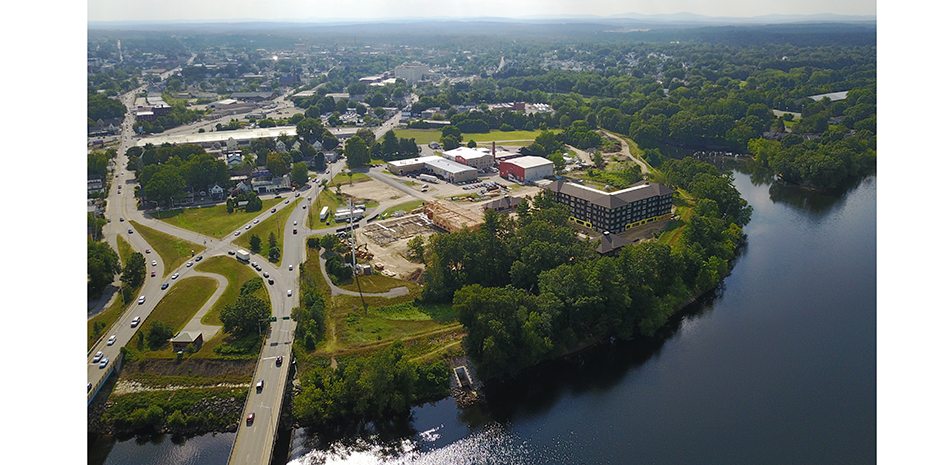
[146,321,174,350]
[306,237,321,249]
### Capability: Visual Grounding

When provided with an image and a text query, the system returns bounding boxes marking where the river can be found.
[90,170,876,465]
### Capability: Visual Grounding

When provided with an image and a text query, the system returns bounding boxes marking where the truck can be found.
[235,249,250,263]
[319,206,329,221]
[418,174,439,184]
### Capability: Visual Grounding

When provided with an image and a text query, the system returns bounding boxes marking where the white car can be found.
[107,335,116,346]
[137,296,146,304]
[287,289,292,297]
[284,200,289,205]
[288,265,293,271]
[302,204,307,209]
[186,261,194,267]
[151,260,157,267]
[235,231,241,236]
[92,351,103,363]
[99,357,109,369]
[293,221,297,226]
[131,316,141,327]
[253,219,259,224]
[172,273,179,280]
[245,225,251,230]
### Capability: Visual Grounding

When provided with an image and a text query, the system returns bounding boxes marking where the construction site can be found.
[355,213,437,279]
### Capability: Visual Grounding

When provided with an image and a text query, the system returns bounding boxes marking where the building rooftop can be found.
[170,331,202,343]
[387,156,441,167]
[503,155,554,169]
[544,180,674,209]
[444,146,492,161]
[425,157,477,175]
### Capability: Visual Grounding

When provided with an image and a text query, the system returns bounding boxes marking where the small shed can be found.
[170,331,204,352]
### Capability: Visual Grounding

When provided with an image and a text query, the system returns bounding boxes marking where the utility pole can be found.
[348,198,368,315]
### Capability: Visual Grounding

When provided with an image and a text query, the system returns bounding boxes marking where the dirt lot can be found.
[343,179,412,204]
[357,214,435,278]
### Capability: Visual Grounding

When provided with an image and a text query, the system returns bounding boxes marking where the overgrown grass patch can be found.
[132,276,217,356]
[130,220,205,276]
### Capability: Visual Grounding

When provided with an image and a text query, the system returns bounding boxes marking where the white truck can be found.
[418,174,439,184]
[319,206,330,221]
[235,249,250,263]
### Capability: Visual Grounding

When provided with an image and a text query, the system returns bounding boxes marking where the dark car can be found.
[275,356,283,367]
[151,271,156,277]
[293,228,297,235]
[246,412,255,426]
[161,283,169,290]
[119,217,124,222]
[195,256,203,262]
[268,278,274,285]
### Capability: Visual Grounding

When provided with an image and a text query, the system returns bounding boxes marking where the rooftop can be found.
[170,331,202,343]
[444,146,491,160]
[544,180,674,209]
[503,155,554,169]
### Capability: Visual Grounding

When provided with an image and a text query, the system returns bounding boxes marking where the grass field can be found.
[88,287,138,350]
[328,172,370,187]
[232,201,298,263]
[307,188,346,230]
[394,128,556,145]
[132,276,218,356]
[116,235,133,265]
[151,198,281,238]
[335,273,419,294]
[130,221,205,277]
[195,256,271,326]
[377,199,425,220]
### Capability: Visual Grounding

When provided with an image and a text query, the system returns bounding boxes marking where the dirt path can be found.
[601,130,650,175]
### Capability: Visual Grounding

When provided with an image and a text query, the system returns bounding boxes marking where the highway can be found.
[88,76,403,464]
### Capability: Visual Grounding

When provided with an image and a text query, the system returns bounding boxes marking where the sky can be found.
[88,0,876,23]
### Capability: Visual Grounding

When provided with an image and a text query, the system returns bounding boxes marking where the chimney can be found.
[491,141,496,155]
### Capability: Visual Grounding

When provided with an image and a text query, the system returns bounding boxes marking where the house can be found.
[276,140,287,153]
[88,178,104,195]
[483,196,521,212]
[234,180,252,193]
[543,180,674,234]
[209,184,225,200]
[170,331,204,352]
[251,174,291,193]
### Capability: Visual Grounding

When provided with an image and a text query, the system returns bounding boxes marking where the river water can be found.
[91,170,877,465]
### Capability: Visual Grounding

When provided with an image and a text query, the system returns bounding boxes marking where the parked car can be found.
[263,271,269,278]
[302,204,307,209]
[245,225,251,230]
[234,231,241,236]
[107,335,116,346]
[119,217,124,222]
[127,229,133,234]
[145,249,151,254]
[253,219,259,224]
[92,351,103,363]
[228,250,236,255]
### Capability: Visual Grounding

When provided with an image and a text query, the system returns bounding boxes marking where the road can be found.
[600,130,650,175]
[88,78,406,463]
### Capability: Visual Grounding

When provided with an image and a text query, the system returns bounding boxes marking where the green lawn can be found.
[151,198,281,238]
[232,201,298,263]
[395,128,556,145]
[377,199,425,220]
[195,256,271,326]
[129,221,205,277]
[143,276,218,334]
[88,287,137,350]
[116,235,133,265]
[328,172,371,187]
[335,273,418,294]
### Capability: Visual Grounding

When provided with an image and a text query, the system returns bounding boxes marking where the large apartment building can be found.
[544,180,674,233]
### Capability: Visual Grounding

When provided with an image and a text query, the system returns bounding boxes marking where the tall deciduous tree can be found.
[344,136,370,168]
[220,294,272,337]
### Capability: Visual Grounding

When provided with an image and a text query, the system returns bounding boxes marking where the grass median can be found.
[195,256,271,326]
[232,201,299,263]
[151,198,281,238]
[130,220,205,276]
[130,276,218,357]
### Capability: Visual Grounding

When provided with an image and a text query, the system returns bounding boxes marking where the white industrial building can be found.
[442,146,494,170]
[386,156,478,183]
[394,62,431,83]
